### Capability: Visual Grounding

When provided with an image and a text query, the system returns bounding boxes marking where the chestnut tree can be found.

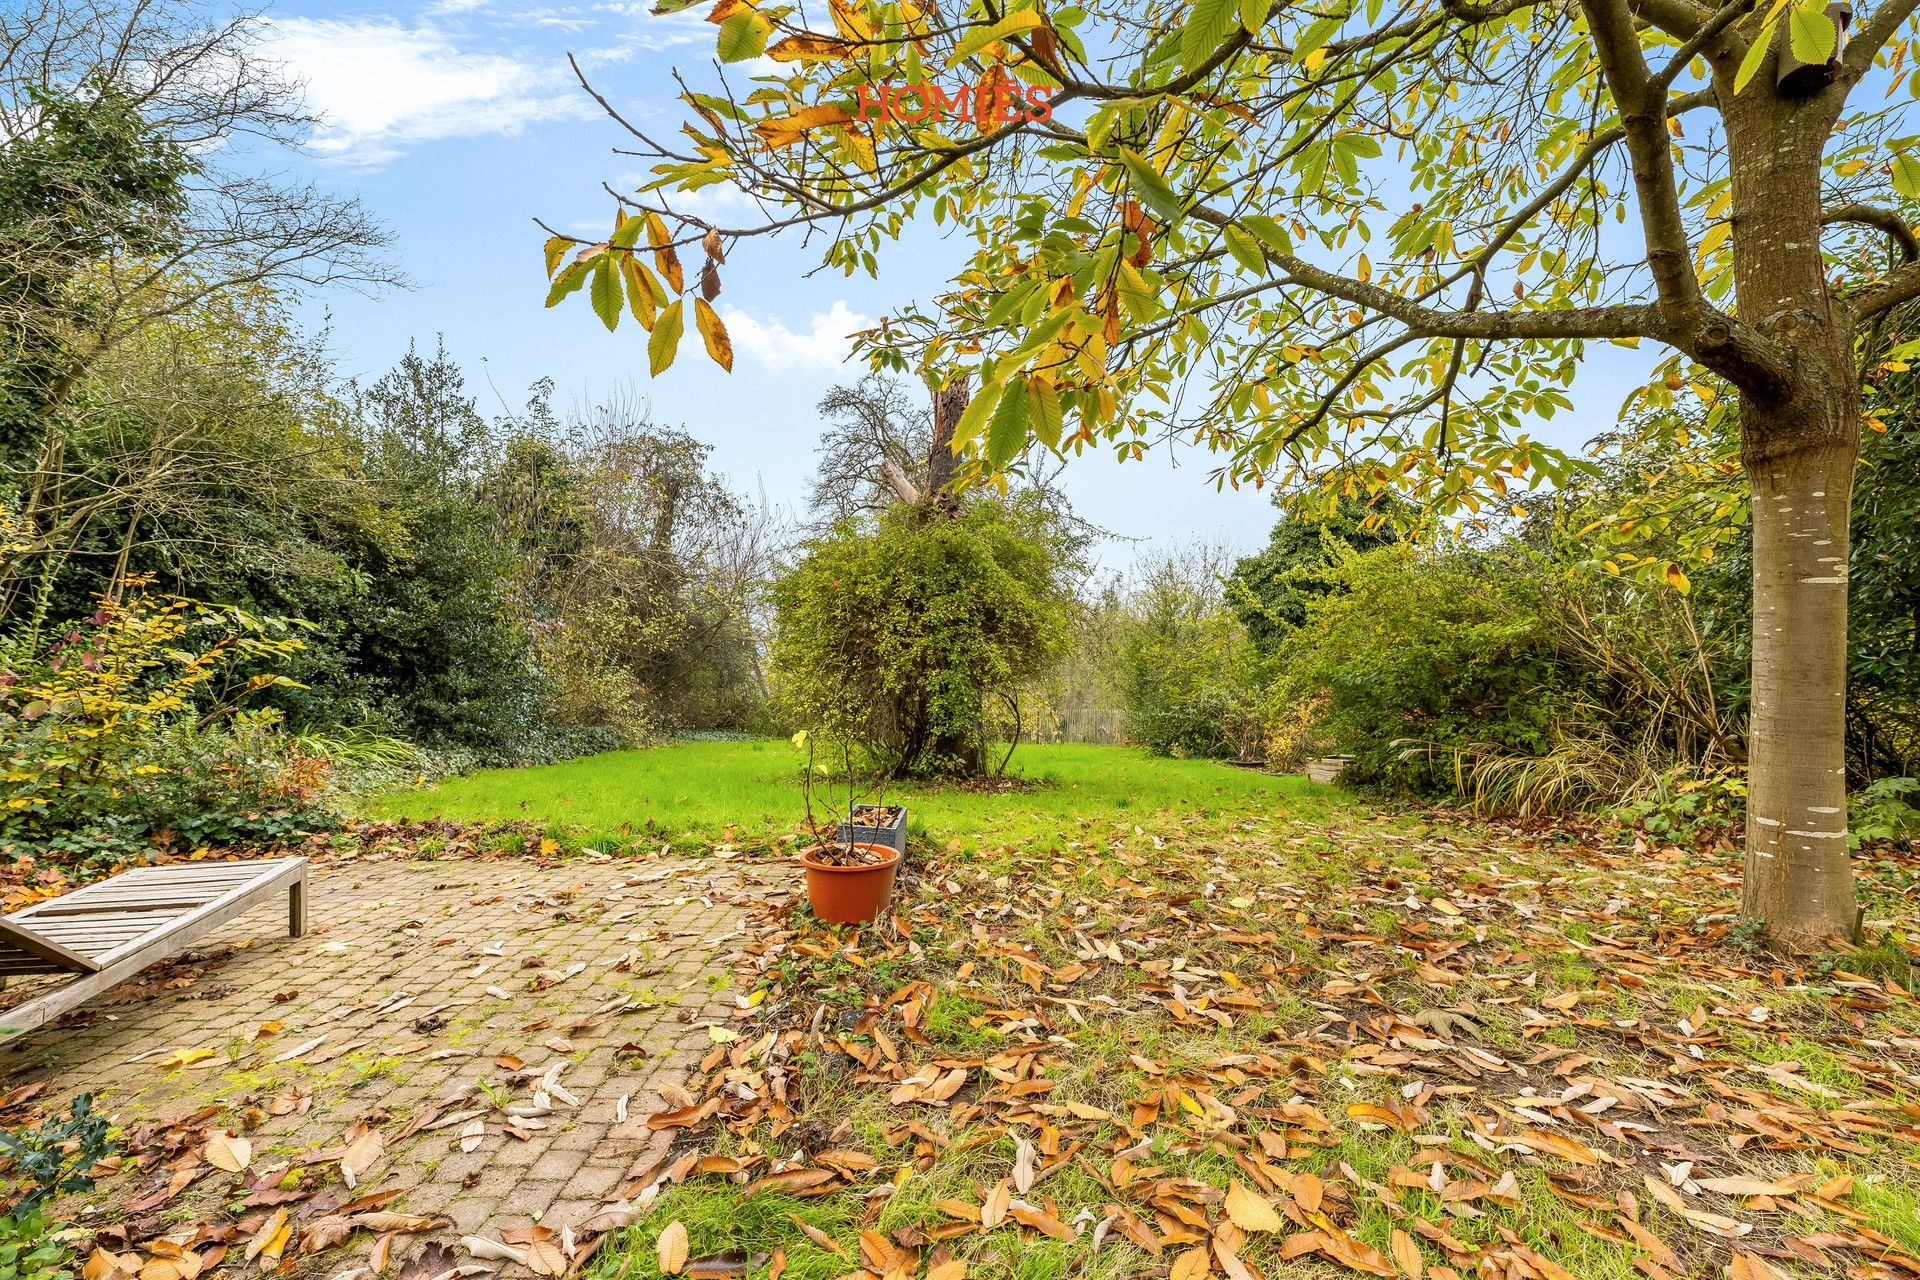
[546,0,1920,949]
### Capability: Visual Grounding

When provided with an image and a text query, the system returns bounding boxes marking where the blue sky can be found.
[261,0,1650,568]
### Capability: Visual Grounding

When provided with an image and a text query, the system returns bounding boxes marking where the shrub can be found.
[0,1095,111,1280]
[1115,548,1267,759]
[1269,542,1574,789]
[770,498,1078,778]
[1851,776,1920,848]
[0,1094,114,1217]
[0,1212,72,1280]
[110,713,336,849]
[1227,495,1403,653]
[0,586,336,862]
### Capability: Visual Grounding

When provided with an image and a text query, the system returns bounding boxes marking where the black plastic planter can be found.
[835,804,907,856]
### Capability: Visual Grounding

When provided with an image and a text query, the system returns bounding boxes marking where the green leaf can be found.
[590,256,622,330]
[1734,20,1776,92]
[1010,306,1075,361]
[1085,103,1122,154]
[609,216,645,250]
[1118,147,1187,224]
[686,91,749,122]
[1223,224,1269,274]
[543,236,570,276]
[987,374,1031,467]
[649,298,685,375]
[544,259,592,307]
[1241,214,1294,256]
[1029,376,1063,448]
[949,10,1047,67]
[1789,0,1836,67]
[953,379,1003,449]
[1239,0,1274,32]
[1180,0,1237,73]
[1116,261,1161,321]
[1293,15,1343,60]
[1893,151,1920,199]
[717,10,770,62]
[1337,132,1383,160]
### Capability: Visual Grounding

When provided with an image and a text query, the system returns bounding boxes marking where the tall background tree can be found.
[0,0,391,476]
[551,0,1920,949]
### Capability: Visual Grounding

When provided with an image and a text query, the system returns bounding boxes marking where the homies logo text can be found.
[853,79,1058,125]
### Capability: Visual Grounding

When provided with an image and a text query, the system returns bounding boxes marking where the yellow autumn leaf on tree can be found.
[694,297,733,371]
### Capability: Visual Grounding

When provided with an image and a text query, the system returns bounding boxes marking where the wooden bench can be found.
[0,858,308,1039]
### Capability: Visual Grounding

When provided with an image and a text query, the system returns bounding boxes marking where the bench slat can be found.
[0,860,308,1037]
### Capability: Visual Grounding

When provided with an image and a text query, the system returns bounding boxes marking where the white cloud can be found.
[720,301,873,372]
[607,4,715,52]
[261,17,585,165]
[610,173,768,220]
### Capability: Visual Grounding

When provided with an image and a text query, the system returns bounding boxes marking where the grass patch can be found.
[596,1188,860,1280]
[359,740,1343,849]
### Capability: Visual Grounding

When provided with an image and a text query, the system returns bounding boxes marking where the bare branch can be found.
[1580,0,1707,321]
[1633,0,1718,37]
[1825,203,1920,262]
[1847,258,1920,322]
[1649,0,1759,89]
[1844,0,1920,76]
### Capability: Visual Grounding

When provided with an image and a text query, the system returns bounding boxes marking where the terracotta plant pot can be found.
[801,842,901,925]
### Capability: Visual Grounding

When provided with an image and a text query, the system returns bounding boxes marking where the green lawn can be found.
[359,738,1342,849]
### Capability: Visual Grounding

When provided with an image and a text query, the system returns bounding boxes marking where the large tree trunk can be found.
[1739,425,1861,949]
[1720,82,1864,951]
[925,377,970,504]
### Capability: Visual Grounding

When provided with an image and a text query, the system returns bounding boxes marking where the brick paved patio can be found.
[0,853,787,1256]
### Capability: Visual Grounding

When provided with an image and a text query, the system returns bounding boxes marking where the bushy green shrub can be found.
[1611,765,1748,842]
[0,1095,111,1280]
[1852,776,1920,847]
[1115,550,1267,759]
[109,714,336,849]
[1227,495,1403,653]
[1851,366,1920,778]
[770,498,1078,778]
[1269,542,1574,788]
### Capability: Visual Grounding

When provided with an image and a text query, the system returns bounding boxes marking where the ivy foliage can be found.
[770,498,1080,778]
[0,1093,116,1216]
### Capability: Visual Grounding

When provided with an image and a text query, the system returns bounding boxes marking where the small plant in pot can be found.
[794,732,901,925]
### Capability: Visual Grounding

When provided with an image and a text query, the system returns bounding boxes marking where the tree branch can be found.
[1581,0,1706,321]
[1649,0,1759,89]
[1632,0,1717,37]
[1825,203,1920,262]
[1847,258,1920,322]
[1194,227,1665,340]
[1844,0,1920,76]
